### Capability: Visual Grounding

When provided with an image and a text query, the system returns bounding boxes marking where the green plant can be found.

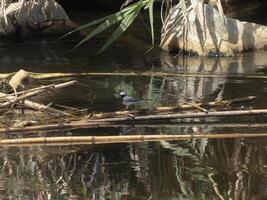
[61,0,155,53]
[62,0,226,53]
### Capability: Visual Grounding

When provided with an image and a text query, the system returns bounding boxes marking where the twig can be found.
[0,80,77,108]
[23,100,73,117]
[179,99,208,113]
[0,84,60,100]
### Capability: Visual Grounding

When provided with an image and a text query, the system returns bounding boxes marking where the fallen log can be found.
[1,133,267,146]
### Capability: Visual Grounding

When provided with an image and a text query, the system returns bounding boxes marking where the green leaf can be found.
[58,13,119,41]
[58,2,139,41]
[74,10,132,49]
[97,4,142,53]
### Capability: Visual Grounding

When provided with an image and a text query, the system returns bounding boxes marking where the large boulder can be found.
[0,0,75,37]
[160,3,267,56]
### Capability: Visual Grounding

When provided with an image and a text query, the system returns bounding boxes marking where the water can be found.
[0,5,267,200]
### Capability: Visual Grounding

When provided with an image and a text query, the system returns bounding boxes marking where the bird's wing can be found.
[123,96,139,102]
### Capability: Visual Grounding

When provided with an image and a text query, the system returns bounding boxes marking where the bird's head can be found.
[119,91,127,97]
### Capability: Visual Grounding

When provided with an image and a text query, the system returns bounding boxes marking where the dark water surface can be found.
[0,6,267,200]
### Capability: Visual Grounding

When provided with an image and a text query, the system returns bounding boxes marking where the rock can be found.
[0,0,76,37]
[160,3,267,56]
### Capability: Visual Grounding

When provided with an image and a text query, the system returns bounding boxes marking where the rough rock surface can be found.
[160,4,267,56]
[0,0,75,37]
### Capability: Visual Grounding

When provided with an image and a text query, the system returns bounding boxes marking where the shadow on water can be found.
[0,6,267,200]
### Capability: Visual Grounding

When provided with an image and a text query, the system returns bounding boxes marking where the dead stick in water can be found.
[179,100,208,113]
[0,83,63,99]
[0,95,73,117]
[92,96,256,118]
[1,121,267,135]
[23,100,73,117]
[27,72,267,80]
[0,80,78,108]
[90,108,267,123]
[0,121,112,134]
[0,109,267,134]
[2,71,267,80]
[1,133,267,145]
[0,108,267,134]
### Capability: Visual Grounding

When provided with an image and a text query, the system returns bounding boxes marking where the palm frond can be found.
[74,9,132,49]
[98,3,142,53]
[60,0,156,52]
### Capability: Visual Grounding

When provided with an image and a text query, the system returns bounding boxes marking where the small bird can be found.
[119,91,140,109]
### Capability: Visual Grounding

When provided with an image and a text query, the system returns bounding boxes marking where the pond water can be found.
[0,4,267,200]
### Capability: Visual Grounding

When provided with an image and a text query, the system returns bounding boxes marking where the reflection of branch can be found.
[174,156,192,197]
[86,153,99,188]
[234,170,245,200]
[208,173,225,200]
[81,174,87,195]
[48,160,57,182]
[67,154,77,181]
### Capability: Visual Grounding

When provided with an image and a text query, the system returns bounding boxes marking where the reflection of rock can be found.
[160,3,267,56]
[160,51,267,101]
[0,0,75,37]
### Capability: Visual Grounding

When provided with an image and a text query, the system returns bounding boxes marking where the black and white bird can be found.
[119,91,140,109]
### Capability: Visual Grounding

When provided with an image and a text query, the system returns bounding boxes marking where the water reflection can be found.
[0,11,267,200]
[160,51,267,102]
[0,136,266,199]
